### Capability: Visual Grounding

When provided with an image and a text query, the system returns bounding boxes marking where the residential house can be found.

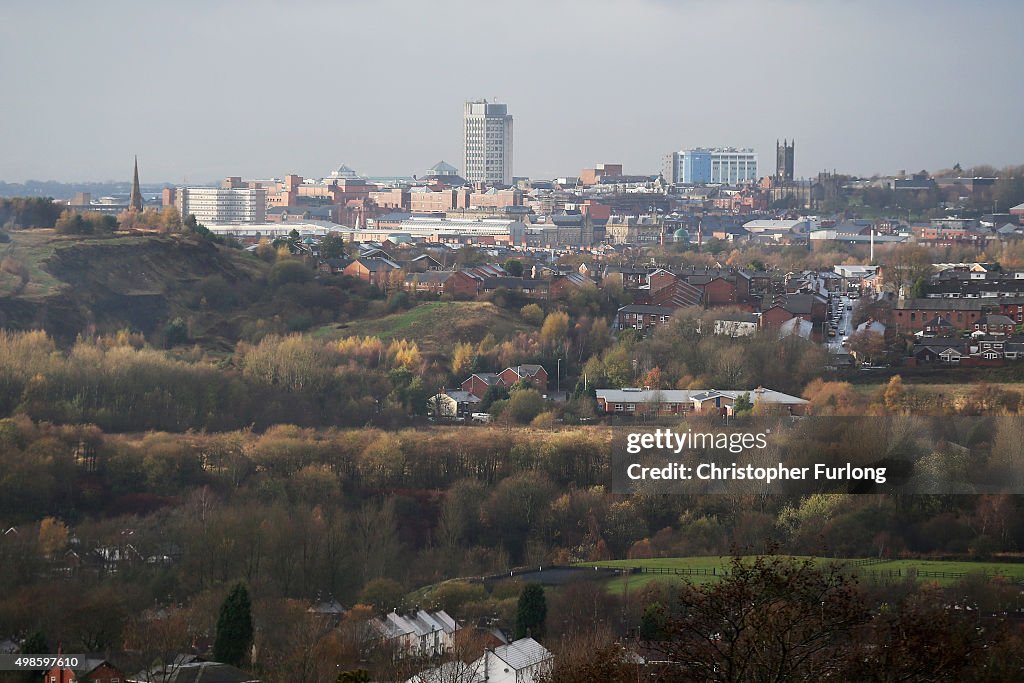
[549,273,595,299]
[462,373,504,399]
[918,315,956,338]
[499,365,549,393]
[318,257,352,274]
[44,658,125,683]
[616,304,675,332]
[343,257,400,287]
[429,391,481,419]
[974,314,1016,336]
[475,638,553,683]
[405,271,481,298]
[370,610,458,658]
[778,317,813,340]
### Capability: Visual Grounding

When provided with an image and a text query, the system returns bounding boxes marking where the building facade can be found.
[463,100,513,186]
[178,187,267,224]
[670,148,759,184]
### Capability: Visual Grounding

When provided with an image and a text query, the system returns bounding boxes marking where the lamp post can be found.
[556,358,561,395]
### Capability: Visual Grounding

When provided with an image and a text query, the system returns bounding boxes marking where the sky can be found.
[1,0,1022,184]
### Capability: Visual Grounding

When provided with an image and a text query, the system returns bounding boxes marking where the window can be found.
[615,404,623,411]
[626,404,636,412]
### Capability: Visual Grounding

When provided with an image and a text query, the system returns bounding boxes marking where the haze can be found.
[2,0,1022,183]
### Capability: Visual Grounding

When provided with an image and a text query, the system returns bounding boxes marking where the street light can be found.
[556,358,561,395]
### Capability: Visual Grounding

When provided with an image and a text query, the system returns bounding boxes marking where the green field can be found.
[577,556,1024,593]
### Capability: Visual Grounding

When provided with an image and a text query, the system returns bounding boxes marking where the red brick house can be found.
[343,257,400,287]
[44,658,124,683]
[700,276,738,307]
[616,305,675,332]
[549,273,595,299]
[974,314,1017,335]
[405,270,480,298]
[760,305,796,328]
[499,365,549,392]
[461,373,503,399]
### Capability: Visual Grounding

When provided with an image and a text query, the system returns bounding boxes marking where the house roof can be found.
[505,364,546,378]
[166,662,260,683]
[595,387,809,405]
[468,373,502,386]
[405,271,455,284]
[618,304,676,315]
[978,314,1015,326]
[446,391,481,403]
[715,312,759,323]
[490,637,553,671]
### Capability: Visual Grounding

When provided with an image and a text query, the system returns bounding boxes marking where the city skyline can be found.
[1,0,1022,183]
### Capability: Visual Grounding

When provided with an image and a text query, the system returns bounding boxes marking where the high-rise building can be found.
[463,100,513,186]
[177,187,267,224]
[665,148,759,185]
[776,139,795,182]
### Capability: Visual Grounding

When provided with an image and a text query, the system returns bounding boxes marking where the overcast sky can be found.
[2,0,1022,183]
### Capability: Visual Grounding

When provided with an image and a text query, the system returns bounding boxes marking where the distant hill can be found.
[0,230,267,344]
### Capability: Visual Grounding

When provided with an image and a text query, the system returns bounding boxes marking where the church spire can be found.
[129,156,143,212]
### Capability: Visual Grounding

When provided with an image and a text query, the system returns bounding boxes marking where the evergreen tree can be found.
[214,582,253,666]
[515,583,547,639]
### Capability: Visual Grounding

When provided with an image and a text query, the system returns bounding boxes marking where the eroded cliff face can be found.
[0,235,262,343]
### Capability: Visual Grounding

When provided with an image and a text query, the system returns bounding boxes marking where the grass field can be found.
[577,556,1024,593]
[313,301,533,353]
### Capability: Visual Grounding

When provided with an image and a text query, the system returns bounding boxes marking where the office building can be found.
[463,99,513,186]
[666,148,759,185]
[177,187,267,224]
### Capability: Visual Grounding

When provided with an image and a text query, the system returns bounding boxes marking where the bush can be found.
[269,259,312,287]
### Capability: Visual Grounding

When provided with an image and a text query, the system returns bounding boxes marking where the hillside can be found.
[0,229,267,343]
[314,300,534,356]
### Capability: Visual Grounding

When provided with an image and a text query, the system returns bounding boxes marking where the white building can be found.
[178,187,267,224]
[464,100,513,186]
[371,609,458,658]
[666,148,759,185]
[406,638,552,683]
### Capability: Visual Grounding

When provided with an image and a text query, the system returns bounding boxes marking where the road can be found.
[826,294,854,355]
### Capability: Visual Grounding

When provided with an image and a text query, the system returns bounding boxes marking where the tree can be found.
[515,583,547,639]
[321,233,347,259]
[520,303,545,326]
[214,582,254,667]
[503,259,524,277]
[507,388,544,424]
[55,210,89,235]
[359,577,406,615]
[645,554,870,682]
[540,311,570,351]
[733,391,753,415]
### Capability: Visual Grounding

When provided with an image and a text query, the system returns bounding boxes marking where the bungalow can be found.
[476,638,553,683]
[913,343,967,364]
[318,257,352,274]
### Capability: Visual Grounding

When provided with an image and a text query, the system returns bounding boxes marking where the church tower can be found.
[129,156,143,212]
[775,140,795,183]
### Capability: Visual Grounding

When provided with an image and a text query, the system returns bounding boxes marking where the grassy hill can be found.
[313,300,534,355]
